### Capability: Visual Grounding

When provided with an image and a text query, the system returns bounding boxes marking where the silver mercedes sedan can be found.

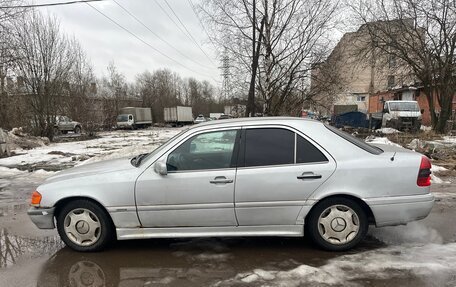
[28,117,434,252]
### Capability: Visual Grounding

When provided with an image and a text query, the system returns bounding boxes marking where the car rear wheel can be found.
[57,200,113,252]
[74,126,81,134]
[307,197,368,251]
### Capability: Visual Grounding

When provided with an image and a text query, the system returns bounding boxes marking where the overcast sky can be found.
[40,0,220,85]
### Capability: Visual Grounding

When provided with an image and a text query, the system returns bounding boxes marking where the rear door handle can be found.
[210,176,233,184]
[297,172,322,180]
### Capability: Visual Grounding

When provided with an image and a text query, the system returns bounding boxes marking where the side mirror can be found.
[154,162,168,175]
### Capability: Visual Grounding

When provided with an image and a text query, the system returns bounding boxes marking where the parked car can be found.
[219,114,232,120]
[194,114,206,124]
[28,117,434,252]
[55,116,82,134]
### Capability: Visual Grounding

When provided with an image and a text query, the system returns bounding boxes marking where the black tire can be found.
[57,199,114,252]
[74,126,81,134]
[306,197,368,251]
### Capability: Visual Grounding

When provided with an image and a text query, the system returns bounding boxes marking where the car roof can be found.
[189,116,320,129]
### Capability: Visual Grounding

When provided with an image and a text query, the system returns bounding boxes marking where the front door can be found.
[135,128,240,227]
[235,127,336,226]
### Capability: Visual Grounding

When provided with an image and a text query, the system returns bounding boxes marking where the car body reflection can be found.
[37,237,345,287]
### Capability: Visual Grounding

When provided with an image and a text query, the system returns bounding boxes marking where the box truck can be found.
[164,106,193,125]
[116,107,152,129]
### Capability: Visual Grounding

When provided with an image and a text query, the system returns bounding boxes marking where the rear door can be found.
[234,126,336,226]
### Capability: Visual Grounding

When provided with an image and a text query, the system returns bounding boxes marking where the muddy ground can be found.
[0,129,455,287]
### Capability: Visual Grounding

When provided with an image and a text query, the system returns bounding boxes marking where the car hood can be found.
[45,157,135,183]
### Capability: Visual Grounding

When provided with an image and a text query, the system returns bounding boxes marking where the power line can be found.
[0,0,103,9]
[155,0,217,67]
[163,0,216,66]
[111,0,213,71]
[186,0,219,51]
[85,2,215,80]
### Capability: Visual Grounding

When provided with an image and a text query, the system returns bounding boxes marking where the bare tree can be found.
[0,1,28,129]
[12,12,76,139]
[66,39,98,136]
[348,0,456,132]
[200,0,339,116]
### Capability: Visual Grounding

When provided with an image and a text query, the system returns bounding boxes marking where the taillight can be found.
[31,191,42,206]
[417,156,431,187]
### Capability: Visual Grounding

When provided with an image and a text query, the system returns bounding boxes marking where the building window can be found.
[387,75,395,88]
[389,54,397,68]
[357,95,366,102]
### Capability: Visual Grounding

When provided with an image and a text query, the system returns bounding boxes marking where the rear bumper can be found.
[365,193,434,227]
[27,207,55,229]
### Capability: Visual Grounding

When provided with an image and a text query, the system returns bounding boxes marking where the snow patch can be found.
[431,174,450,184]
[376,127,401,134]
[217,243,456,286]
[431,164,447,172]
[366,137,403,147]
[420,125,432,131]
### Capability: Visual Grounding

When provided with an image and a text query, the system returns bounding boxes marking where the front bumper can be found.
[28,207,56,229]
[365,193,434,227]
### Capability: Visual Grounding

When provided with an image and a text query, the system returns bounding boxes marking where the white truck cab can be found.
[381,100,422,131]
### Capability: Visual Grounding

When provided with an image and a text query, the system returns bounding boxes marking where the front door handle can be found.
[297,172,322,180]
[210,176,234,184]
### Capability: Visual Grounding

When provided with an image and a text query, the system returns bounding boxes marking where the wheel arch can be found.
[305,194,376,226]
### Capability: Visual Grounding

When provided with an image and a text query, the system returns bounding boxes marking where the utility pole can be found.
[246,0,256,117]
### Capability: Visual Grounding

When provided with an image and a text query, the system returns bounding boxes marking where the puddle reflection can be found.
[37,237,340,287]
[0,229,63,268]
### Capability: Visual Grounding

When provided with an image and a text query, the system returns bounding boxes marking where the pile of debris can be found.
[0,129,10,157]
[0,127,50,158]
[408,137,456,170]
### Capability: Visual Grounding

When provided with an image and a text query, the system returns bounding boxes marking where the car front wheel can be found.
[307,197,368,251]
[74,126,81,134]
[57,200,113,252]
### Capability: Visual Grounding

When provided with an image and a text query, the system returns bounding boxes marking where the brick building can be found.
[311,20,417,115]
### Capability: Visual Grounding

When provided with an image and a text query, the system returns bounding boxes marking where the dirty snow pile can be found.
[365,136,403,147]
[217,243,456,287]
[431,164,450,184]
[375,127,401,134]
[0,128,183,170]
[217,223,455,287]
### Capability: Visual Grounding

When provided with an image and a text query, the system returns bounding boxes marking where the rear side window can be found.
[244,128,294,167]
[296,135,328,163]
[325,124,383,155]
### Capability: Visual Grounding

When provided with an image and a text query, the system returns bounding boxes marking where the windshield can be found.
[137,128,189,166]
[117,114,129,122]
[388,102,419,112]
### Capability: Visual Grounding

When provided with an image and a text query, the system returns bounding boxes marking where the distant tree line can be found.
[0,2,222,140]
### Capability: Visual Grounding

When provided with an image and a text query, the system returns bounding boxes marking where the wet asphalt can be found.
[0,180,455,286]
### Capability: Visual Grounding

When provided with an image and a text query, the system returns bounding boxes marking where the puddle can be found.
[0,228,63,268]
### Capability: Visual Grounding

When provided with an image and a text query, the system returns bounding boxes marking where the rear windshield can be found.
[325,124,383,155]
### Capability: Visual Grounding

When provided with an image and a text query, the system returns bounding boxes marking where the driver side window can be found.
[167,130,239,172]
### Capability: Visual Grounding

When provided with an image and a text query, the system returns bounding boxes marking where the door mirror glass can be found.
[154,162,168,175]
